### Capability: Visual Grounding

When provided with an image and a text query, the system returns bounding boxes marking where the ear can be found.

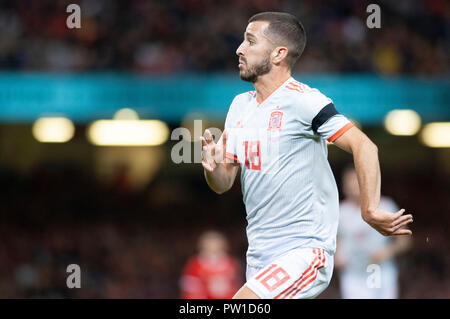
[271,46,289,65]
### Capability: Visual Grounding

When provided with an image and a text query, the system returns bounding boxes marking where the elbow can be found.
[214,189,226,195]
[363,132,378,152]
[362,136,378,154]
[357,138,378,157]
[212,185,231,195]
[216,185,233,195]
[371,141,378,154]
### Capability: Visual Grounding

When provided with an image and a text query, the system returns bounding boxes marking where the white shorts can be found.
[246,248,333,299]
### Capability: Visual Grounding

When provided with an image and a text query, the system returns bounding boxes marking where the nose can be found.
[236,42,244,57]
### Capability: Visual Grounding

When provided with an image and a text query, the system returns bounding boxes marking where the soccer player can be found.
[200,12,413,299]
[179,230,243,299]
[335,166,412,299]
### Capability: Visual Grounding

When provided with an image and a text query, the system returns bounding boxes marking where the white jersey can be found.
[220,77,353,269]
[337,196,398,275]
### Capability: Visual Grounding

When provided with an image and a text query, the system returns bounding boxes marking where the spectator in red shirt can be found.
[180,230,243,299]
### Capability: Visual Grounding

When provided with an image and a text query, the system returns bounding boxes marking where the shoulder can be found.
[283,78,311,94]
[232,90,255,105]
[227,91,254,114]
[182,256,201,274]
[281,78,332,109]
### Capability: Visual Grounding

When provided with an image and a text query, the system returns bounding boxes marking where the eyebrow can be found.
[245,30,276,45]
[245,32,256,40]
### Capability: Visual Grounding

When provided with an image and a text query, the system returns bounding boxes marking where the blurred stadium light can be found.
[420,123,450,148]
[384,110,422,136]
[32,116,75,143]
[114,108,140,120]
[87,108,169,146]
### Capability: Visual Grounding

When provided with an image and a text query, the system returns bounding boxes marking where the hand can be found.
[200,129,227,172]
[363,208,413,236]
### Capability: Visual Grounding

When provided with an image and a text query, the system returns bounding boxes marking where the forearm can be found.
[352,138,381,220]
[335,127,413,236]
[204,163,236,194]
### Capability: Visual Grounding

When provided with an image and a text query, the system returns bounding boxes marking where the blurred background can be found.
[0,0,449,298]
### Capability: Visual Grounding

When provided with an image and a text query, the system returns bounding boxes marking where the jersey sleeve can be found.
[296,89,354,142]
[318,115,354,142]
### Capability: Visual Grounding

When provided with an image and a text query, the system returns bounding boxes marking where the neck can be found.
[254,69,291,104]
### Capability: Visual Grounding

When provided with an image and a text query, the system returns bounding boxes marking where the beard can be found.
[239,52,272,83]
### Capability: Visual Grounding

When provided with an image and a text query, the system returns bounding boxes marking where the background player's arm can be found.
[333,126,413,236]
[201,129,239,194]
[334,236,347,270]
[371,233,413,263]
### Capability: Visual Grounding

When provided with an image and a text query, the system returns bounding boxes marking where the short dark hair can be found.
[248,12,306,69]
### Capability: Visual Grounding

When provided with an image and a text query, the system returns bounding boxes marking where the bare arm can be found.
[200,129,239,194]
[333,126,413,236]
[204,162,239,195]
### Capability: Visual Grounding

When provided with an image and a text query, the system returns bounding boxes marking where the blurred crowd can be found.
[0,0,448,76]
[0,161,248,298]
[0,157,449,298]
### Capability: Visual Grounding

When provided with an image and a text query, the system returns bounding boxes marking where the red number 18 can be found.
[255,264,290,292]
[243,140,261,170]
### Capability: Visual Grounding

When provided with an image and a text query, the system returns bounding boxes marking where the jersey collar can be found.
[256,76,293,107]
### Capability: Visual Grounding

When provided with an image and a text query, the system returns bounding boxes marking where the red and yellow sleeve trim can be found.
[327,122,355,143]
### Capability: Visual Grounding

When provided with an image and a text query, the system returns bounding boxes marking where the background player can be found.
[335,166,412,299]
[201,12,413,299]
[179,230,243,299]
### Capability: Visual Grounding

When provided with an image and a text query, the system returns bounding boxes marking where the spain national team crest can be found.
[268,110,283,131]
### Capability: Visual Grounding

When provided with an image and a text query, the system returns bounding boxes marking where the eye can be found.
[248,39,255,45]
